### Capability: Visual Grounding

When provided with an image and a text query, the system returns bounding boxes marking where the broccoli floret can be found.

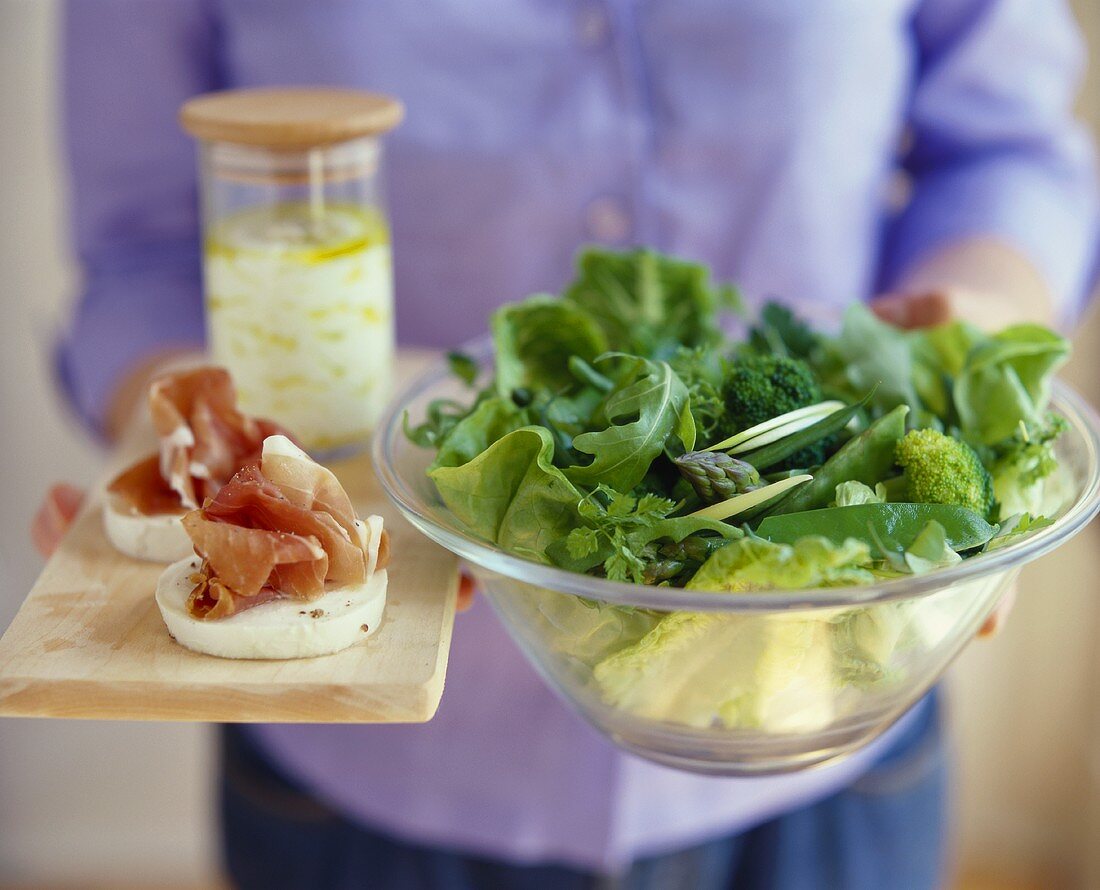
[721,355,824,468]
[894,428,994,519]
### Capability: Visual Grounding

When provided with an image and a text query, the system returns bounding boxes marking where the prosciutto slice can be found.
[181,436,389,621]
[108,367,290,514]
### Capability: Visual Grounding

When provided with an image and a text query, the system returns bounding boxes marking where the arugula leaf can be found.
[429,427,586,562]
[491,295,609,395]
[564,357,690,492]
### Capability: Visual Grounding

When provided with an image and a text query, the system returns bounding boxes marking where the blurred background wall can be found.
[0,1,1097,887]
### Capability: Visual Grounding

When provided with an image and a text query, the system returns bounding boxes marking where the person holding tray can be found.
[35,1,1098,888]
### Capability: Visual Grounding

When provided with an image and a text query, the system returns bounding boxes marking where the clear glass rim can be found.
[374,338,1100,612]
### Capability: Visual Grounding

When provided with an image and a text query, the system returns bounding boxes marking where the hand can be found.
[977,586,1015,638]
[457,569,476,613]
[31,483,85,558]
[869,290,952,329]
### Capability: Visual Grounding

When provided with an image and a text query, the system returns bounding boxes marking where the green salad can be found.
[406,247,1075,731]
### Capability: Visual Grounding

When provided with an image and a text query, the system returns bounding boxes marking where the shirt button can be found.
[586,196,632,242]
[576,4,610,47]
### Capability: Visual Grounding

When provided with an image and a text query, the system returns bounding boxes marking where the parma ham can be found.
[108,367,290,515]
[181,436,390,621]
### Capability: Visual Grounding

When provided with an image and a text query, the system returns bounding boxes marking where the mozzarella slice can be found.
[103,499,193,563]
[156,556,387,660]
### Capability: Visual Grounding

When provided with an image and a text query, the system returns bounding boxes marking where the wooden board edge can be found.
[0,674,439,724]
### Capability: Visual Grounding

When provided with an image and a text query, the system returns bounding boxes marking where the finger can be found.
[51,483,85,523]
[871,291,952,330]
[30,484,86,558]
[456,570,477,613]
[978,585,1017,639]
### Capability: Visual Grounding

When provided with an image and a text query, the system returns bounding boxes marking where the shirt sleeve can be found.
[879,0,1100,325]
[57,0,220,438]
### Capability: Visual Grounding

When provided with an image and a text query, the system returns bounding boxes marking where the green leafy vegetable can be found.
[592,610,837,731]
[531,592,662,667]
[563,357,689,492]
[954,325,1070,445]
[871,520,963,575]
[553,485,740,582]
[984,513,1055,552]
[491,295,609,395]
[688,535,875,592]
[404,397,483,449]
[563,248,734,359]
[564,486,680,583]
[987,415,1068,518]
[908,321,984,420]
[669,346,726,441]
[834,481,885,507]
[431,397,527,470]
[429,427,586,562]
[446,350,480,386]
[817,304,923,419]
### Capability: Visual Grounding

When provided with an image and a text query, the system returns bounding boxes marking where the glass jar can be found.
[180,88,404,454]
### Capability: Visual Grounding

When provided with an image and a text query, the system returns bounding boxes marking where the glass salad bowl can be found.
[373,341,1100,776]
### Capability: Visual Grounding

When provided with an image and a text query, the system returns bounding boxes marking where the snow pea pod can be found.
[767,405,909,515]
[757,503,997,556]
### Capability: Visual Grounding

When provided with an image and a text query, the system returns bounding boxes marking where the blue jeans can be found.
[220,695,946,890]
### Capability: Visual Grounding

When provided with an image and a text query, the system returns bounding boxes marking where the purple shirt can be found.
[60,0,1098,871]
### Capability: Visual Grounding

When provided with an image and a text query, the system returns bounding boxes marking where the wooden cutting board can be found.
[0,352,457,723]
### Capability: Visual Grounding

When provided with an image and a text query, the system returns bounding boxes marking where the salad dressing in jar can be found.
[181,88,404,454]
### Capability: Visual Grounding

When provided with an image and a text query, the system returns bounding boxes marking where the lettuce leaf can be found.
[491,295,609,395]
[429,427,586,562]
[687,535,875,592]
[592,611,837,731]
[954,325,1070,445]
[563,248,733,359]
[833,481,885,507]
[431,397,528,471]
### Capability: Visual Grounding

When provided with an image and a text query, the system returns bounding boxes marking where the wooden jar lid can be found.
[180,87,404,148]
